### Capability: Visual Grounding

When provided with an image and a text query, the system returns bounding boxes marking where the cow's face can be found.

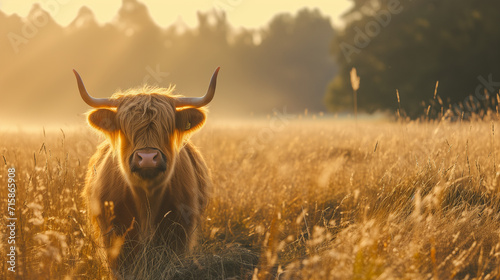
[73,67,218,188]
[87,93,206,189]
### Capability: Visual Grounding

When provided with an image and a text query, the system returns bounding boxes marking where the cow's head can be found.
[74,68,219,189]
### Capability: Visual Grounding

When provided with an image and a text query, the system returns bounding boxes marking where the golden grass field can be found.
[2,117,500,279]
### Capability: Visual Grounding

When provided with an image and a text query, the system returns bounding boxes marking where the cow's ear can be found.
[175,108,206,132]
[87,109,119,133]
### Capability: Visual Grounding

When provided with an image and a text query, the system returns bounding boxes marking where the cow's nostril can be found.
[137,152,158,168]
[131,149,166,178]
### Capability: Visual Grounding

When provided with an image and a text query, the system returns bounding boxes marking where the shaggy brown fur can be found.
[82,87,211,270]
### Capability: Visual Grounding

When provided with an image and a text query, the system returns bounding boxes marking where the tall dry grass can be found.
[1,116,500,279]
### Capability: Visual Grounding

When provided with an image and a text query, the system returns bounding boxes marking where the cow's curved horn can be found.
[175,67,220,108]
[73,70,118,108]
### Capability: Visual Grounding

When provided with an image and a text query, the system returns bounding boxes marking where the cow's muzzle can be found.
[130,148,167,179]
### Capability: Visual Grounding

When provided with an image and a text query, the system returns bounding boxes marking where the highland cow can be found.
[74,68,219,269]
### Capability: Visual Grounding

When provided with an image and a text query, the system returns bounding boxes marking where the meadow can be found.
[2,116,500,279]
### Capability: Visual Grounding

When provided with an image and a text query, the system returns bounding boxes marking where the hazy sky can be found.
[0,0,352,29]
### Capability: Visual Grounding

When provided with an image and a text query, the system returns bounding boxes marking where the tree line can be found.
[1,0,495,124]
[0,0,335,124]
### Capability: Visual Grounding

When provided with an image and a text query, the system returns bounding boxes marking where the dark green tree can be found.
[326,0,500,118]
